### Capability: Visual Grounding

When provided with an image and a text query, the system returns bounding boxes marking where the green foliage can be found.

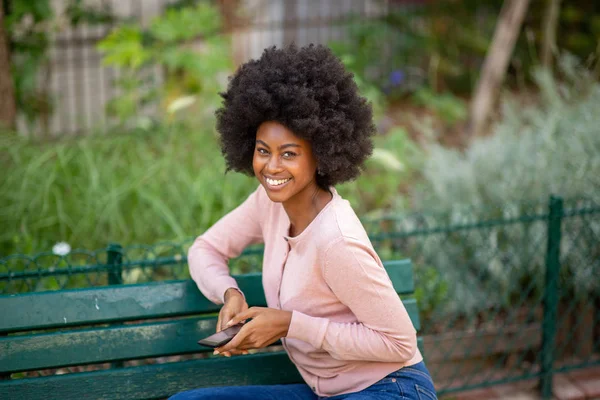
[556,3,600,58]
[330,1,600,99]
[2,2,427,257]
[383,1,496,94]
[0,122,253,257]
[97,3,231,126]
[338,127,423,214]
[65,0,115,25]
[0,120,422,256]
[411,88,468,124]
[97,25,150,69]
[328,1,499,98]
[329,21,420,97]
[413,265,449,321]
[329,49,388,120]
[150,3,220,42]
[5,0,116,134]
[5,0,54,131]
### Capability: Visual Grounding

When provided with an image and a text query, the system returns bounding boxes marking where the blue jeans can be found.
[168,361,437,399]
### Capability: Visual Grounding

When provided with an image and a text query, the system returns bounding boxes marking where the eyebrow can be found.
[255,140,302,150]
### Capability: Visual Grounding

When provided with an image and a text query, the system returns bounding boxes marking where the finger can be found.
[216,338,243,354]
[216,313,223,333]
[219,309,236,331]
[226,307,261,327]
[217,307,232,333]
[215,349,247,357]
[216,325,249,354]
[220,315,232,331]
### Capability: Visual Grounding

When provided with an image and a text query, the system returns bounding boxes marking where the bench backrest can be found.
[0,259,419,400]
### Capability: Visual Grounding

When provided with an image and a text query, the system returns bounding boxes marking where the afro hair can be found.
[215,44,376,189]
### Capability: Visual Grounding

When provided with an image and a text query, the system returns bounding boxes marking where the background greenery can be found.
[1,0,598,270]
[0,116,421,256]
[2,3,598,395]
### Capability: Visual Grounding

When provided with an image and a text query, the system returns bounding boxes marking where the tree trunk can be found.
[0,0,17,131]
[468,0,530,137]
[541,0,561,69]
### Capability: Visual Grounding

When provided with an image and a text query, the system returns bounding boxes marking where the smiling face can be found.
[253,121,320,204]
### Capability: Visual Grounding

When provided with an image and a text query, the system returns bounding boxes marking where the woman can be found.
[171,44,437,399]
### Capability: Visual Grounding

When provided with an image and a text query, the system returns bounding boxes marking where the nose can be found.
[266,154,284,173]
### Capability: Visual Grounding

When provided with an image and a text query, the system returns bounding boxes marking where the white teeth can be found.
[266,177,291,186]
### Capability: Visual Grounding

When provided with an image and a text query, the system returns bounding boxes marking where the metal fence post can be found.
[540,196,563,399]
[107,243,123,286]
[106,243,124,369]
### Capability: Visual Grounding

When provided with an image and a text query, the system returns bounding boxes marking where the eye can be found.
[256,148,269,155]
[282,151,297,159]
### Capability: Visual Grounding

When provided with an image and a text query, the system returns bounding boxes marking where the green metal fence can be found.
[1,195,598,397]
[363,195,600,397]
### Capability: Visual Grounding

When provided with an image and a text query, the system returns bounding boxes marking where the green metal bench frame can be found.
[0,259,420,400]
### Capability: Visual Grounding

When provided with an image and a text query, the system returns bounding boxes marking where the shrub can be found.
[415,55,600,208]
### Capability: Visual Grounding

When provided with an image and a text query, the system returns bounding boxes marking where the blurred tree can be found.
[215,0,241,31]
[0,0,17,130]
[469,0,530,137]
[541,0,562,68]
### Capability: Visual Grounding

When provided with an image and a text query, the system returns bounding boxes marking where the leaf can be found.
[97,25,150,69]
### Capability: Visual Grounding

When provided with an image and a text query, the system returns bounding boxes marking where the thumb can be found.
[226,307,259,327]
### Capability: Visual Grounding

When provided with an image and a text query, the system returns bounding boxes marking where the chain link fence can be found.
[1,195,599,396]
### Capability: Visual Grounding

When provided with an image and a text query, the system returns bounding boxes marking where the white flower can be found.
[167,96,197,114]
[52,242,71,256]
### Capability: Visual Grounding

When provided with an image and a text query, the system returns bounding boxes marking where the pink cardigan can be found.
[188,185,422,396]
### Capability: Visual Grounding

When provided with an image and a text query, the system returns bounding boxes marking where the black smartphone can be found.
[197,323,244,348]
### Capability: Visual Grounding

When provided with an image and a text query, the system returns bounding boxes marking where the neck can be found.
[283,184,332,237]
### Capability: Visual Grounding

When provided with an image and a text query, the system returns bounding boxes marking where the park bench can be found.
[0,259,421,400]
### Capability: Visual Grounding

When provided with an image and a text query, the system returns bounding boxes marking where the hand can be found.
[215,307,292,356]
[216,288,248,357]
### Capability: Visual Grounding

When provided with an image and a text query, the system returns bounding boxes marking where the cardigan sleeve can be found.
[187,186,264,304]
[287,236,418,362]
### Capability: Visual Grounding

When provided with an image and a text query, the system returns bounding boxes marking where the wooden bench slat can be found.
[0,261,414,334]
[417,337,424,355]
[0,274,266,334]
[2,343,428,400]
[0,351,302,400]
[384,259,415,295]
[1,298,419,373]
[403,298,420,331]
[1,317,217,374]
